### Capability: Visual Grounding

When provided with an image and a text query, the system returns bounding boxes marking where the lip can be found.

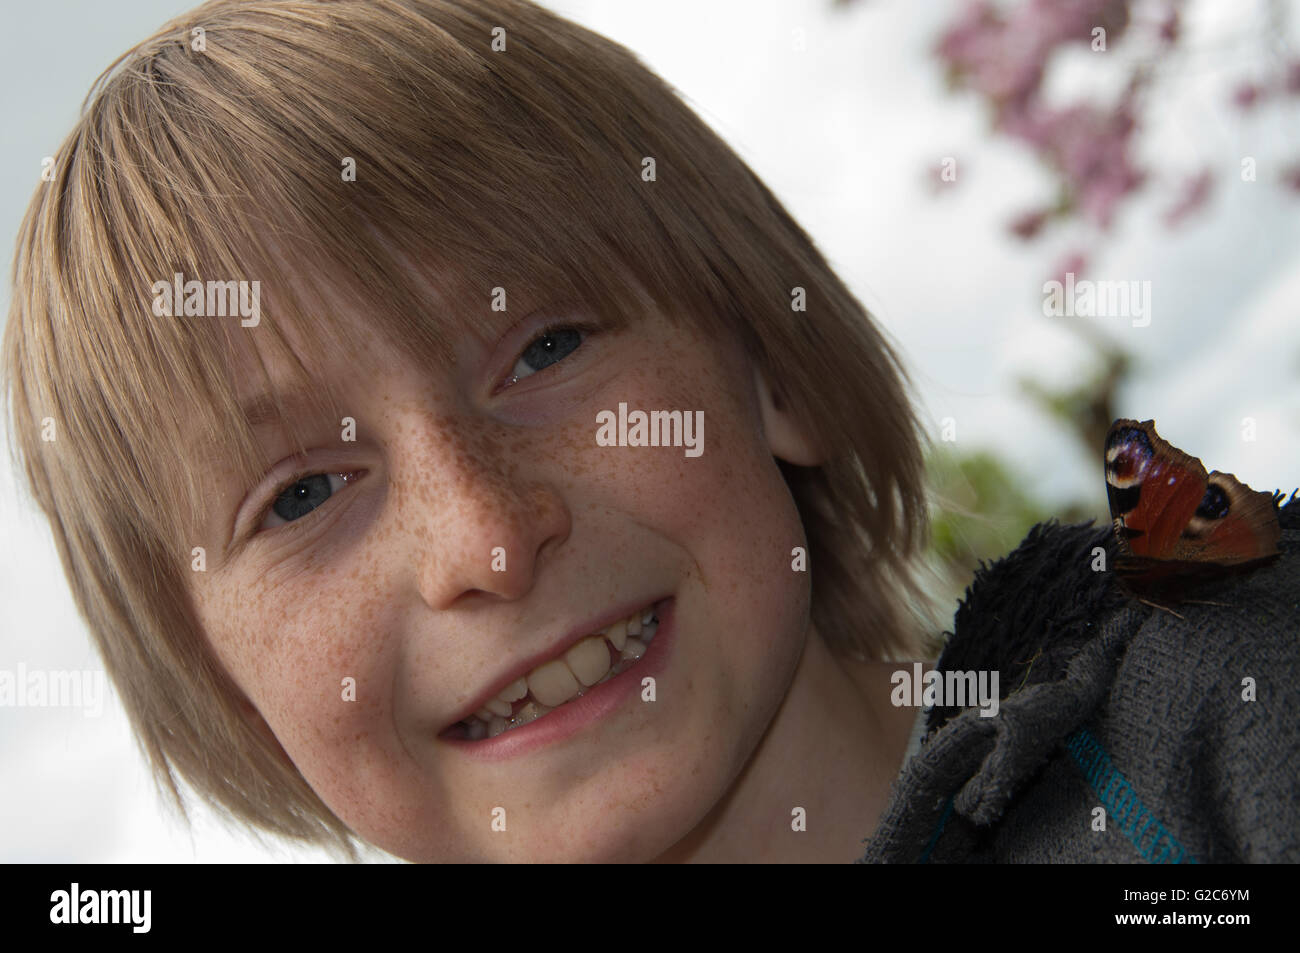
[440,596,675,760]
[439,594,674,734]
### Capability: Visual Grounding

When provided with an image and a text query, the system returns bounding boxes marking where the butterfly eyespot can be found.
[1194,484,1230,521]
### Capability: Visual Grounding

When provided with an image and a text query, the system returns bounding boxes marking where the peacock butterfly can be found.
[1104,418,1283,598]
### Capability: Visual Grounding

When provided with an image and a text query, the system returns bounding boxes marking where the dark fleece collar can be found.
[927,494,1299,736]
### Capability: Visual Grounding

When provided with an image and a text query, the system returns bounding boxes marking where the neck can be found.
[653,626,925,863]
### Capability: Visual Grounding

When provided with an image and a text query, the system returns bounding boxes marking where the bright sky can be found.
[2,0,1297,861]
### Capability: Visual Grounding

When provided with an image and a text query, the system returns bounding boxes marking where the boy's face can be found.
[189,278,814,862]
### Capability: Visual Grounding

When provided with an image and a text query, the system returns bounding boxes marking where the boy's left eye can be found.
[503,325,588,388]
[260,472,353,530]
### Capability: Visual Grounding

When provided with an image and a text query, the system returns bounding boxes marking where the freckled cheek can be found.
[279,731,457,858]
[584,367,806,640]
[248,654,429,831]
[203,585,400,755]
[627,378,797,553]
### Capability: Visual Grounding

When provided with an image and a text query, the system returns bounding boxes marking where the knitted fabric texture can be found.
[859,496,1299,863]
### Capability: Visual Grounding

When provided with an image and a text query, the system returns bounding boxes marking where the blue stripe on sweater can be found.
[1065,726,1198,864]
[918,795,955,863]
[917,727,1199,863]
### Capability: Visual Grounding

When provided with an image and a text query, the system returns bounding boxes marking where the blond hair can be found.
[4,0,936,858]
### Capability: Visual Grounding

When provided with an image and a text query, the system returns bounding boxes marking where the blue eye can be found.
[505,325,587,386]
[262,472,349,529]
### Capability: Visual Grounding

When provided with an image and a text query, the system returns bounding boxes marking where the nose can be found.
[397,413,572,610]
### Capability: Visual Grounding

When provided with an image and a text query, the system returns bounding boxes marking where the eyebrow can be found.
[238,389,331,432]
[234,297,582,431]
[239,392,290,430]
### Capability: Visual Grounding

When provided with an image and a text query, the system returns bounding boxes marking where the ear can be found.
[753,365,823,466]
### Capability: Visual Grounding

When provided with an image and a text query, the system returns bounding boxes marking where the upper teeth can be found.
[461,604,660,740]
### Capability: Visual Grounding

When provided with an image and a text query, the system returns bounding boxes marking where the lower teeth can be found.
[461,613,659,740]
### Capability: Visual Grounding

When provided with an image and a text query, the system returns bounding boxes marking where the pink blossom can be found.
[927,158,962,194]
[1282,163,1300,194]
[935,2,1043,110]
[1051,250,1088,285]
[935,0,1130,112]
[919,0,1298,250]
[1000,99,1144,228]
[1162,168,1213,227]
[1157,5,1180,45]
[1009,207,1052,239]
[1285,59,1300,95]
[1232,82,1262,110]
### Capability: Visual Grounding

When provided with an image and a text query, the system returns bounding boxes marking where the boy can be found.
[5,0,1295,863]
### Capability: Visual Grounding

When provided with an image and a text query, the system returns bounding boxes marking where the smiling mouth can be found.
[447,603,665,743]
[445,603,662,741]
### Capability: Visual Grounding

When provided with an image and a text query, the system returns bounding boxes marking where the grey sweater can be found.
[859,496,1300,863]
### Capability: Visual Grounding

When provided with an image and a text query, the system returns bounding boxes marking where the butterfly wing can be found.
[1104,419,1281,588]
[1170,470,1281,563]
[1105,419,1208,559]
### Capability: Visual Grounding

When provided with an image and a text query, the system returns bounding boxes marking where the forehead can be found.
[224,235,484,391]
